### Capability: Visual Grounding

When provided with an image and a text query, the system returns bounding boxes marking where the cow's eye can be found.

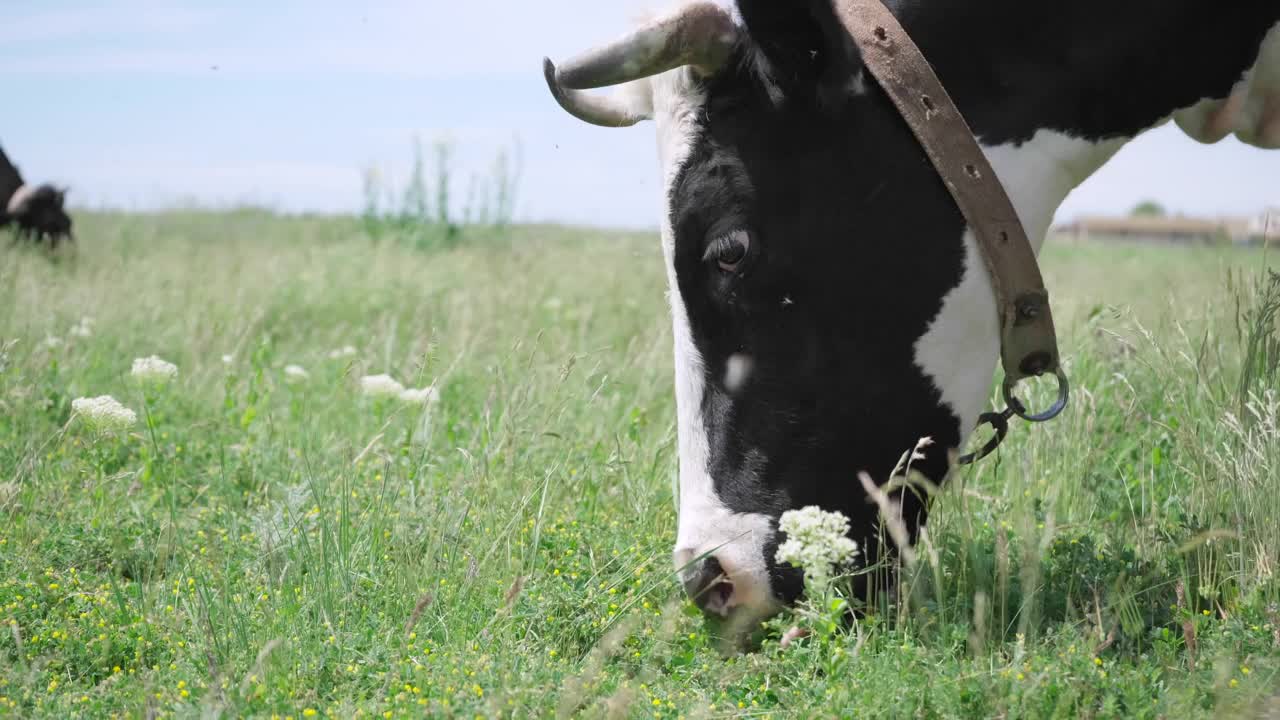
[708,230,750,272]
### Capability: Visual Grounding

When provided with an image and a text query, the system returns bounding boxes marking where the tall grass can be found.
[0,218,1277,718]
[361,136,523,251]
[855,263,1280,639]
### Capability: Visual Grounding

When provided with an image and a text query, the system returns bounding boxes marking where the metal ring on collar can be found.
[1002,366,1070,423]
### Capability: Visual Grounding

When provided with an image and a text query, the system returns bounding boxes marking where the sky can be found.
[2,0,1277,230]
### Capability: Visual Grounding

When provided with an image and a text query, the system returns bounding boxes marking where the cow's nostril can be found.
[705,579,734,616]
[683,556,736,617]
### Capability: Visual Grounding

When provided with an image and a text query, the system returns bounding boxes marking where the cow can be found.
[543,0,1280,628]
[0,145,74,248]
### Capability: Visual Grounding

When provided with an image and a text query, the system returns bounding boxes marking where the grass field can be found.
[1,212,1278,719]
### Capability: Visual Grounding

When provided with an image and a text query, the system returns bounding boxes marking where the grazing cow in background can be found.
[0,145,73,247]
[544,0,1280,627]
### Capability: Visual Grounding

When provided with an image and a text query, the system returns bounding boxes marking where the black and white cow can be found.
[0,145,74,247]
[545,0,1280,625]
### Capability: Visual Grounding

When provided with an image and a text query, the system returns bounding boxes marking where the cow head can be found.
[545,0,1280,627]
[546,0,970,626]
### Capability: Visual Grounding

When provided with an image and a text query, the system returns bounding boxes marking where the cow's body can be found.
[0,145,73,247]
[547,0,1280,626]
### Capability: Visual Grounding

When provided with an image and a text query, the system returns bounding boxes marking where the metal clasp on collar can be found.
[956,407,1012,465]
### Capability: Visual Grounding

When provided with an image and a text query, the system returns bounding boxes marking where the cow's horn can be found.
[544,1,738,127]
[543,58,648,127]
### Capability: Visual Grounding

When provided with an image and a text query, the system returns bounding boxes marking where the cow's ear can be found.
[57,186,69,204]
[735,0,862,103]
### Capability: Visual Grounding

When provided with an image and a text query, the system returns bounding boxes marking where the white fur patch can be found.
[914,130,1125,443]
[651,67,780,622]
[6,184,32,215]
[724,353,753,392]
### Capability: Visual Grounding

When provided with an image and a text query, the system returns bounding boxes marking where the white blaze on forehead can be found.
[913,129,1125,443]
[650,67,779,619]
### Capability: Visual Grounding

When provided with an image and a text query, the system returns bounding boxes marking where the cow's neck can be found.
[902,1,1280,447]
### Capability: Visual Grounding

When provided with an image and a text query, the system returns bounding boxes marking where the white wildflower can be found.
[399,386,439,405]
[131,355,178,385]
[775,506,859,585]
[283,365,310,383]
[221,354,234,365]
[69,317,95,338]
[326,345,357,359]
[71,395,137,434]
[361,373,404,399]
[42,335,63,349]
